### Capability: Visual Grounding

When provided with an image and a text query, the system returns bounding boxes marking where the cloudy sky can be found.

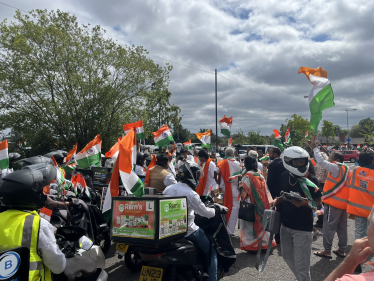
[1,0,373,136]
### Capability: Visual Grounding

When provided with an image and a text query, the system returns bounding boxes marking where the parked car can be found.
[341,150,359,163]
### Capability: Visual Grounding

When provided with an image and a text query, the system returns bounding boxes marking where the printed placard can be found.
[112,200,155,239]
[159,198,187,239]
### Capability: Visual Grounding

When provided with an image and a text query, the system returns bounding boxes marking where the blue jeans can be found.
[186,228,217,281]
[355,216,369,240]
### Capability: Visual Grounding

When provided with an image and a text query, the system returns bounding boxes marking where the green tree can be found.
[281,114,312,146]
[0,10,177,154]
[359,118,374,127]
[233,128,247,145]
[333,125,341,136]
[349,125,362,138]
[247,129,266,145]
[359,119,374,143]
[321,120,335,144]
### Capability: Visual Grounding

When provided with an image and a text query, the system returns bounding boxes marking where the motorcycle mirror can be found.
[79,235,93,251]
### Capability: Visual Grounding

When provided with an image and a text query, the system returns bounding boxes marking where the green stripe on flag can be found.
[155,135,174,148]
[309,84,335,132]
[137,133,145,139]
[131,177,145,198]
[260,156,269,162]
[202,143,211,150]
[0,158,9,170]
[76,154,101,169]
[220,129,231,138]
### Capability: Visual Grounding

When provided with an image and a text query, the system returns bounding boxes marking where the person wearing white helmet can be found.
[272,146,322,281]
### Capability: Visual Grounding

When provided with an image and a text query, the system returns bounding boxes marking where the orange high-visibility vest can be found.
[322,163,350,210]
[311,158,317,167]
[347,167,374,218]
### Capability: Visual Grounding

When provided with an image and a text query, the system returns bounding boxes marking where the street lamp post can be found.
[345,109,357,149]
[177,114,183,140]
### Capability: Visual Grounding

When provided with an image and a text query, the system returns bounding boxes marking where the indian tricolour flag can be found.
[105,137,121,161]
[153,125,174,147]
[305,131,309,138]
[228,137,232,146]
[65,143,77,164]
[273,129,284,151]
[75,135,102,169]
[0,140,9,170]
[102,128,145,221]
[260,154,270,162]
[219,115,233,138]
[184,139,192,149]
[196,129,211,149]
[299,66,335,133]
[123,120,145,140]
[285,127,291,145]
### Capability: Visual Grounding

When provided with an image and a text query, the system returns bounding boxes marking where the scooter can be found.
[53,226,108,281]
[138,202,233,280]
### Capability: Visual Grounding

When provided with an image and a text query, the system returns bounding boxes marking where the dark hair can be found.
[331,152,344,163]
[271,147,281,157]
[180,148,188,154]
[198,149,209,159]
[244,156,258,172]
[156,153,169,167]
[359,152,374,167]
[308,160,316,176]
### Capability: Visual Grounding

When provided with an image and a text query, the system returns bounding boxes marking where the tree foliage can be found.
[0,10,178,153]
[359,119,374,143]
[322,120,335,144]
[280,114,312,146]
[333,125,341,136]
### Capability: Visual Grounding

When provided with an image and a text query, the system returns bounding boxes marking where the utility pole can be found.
[215,69,218,153]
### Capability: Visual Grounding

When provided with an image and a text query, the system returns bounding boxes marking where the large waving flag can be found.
[196,129,211,149]
[65,143,77,164]
[153,125,174,147]
[123,120,145,140]
[299,66,335,133]
[219,116,233,138]
[102,128,144,221]
[0,140,9,170]
[75,135,102,169]
[105,137,122,161]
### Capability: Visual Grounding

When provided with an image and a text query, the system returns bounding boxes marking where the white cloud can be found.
[1,0,373,138]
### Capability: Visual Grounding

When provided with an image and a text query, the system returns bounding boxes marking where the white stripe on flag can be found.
[0,148,8,161]
[154,130,172,143]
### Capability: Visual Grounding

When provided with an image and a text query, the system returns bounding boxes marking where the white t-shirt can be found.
[135,165,146,177]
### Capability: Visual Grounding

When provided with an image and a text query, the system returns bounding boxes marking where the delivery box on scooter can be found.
[111,195,188,247]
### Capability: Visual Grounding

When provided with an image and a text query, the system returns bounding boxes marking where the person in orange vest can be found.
[195,150,217,196]
[307,140,351,260]
[346,152,374,273]
[348,152,374,238]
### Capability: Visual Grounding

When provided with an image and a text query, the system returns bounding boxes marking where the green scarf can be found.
[290,173,318,210]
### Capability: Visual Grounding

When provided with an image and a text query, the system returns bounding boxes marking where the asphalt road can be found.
[105,162,369,280]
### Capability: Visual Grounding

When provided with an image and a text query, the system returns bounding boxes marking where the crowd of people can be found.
[2,138,374,281]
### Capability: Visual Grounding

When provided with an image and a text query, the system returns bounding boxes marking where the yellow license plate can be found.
[115,243,129,253]
[139,266,163,281]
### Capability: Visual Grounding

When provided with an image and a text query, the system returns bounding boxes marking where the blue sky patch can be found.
[312,34,330,42]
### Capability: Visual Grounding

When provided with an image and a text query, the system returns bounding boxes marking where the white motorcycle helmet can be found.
[282,146,310,177]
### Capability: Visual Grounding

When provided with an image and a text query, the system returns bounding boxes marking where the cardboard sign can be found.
[159,198,187,239]
[112,200,155,240]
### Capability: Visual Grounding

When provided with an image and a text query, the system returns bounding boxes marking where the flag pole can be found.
[215,69,218,153]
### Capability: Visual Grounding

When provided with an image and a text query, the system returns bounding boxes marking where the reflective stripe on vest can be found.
[347,167,374,218]
[0,210,52,281]
[322,163,350,209]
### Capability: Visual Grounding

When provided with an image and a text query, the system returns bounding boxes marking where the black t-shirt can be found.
[280,172,322,232]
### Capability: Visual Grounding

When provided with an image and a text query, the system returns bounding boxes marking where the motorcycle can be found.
[50,197,111,255]
[137,201,236,280]
[53,226,108,281]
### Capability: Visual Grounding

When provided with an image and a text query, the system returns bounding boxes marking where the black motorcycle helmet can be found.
[14,156,54,170]
[136,152,145,166]
[177,162,201,190]
[0,163,57,210]
[8,152,21,169]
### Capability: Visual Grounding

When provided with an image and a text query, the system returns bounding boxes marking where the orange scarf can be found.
[218,159,233,221]
[196,159,211,195]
